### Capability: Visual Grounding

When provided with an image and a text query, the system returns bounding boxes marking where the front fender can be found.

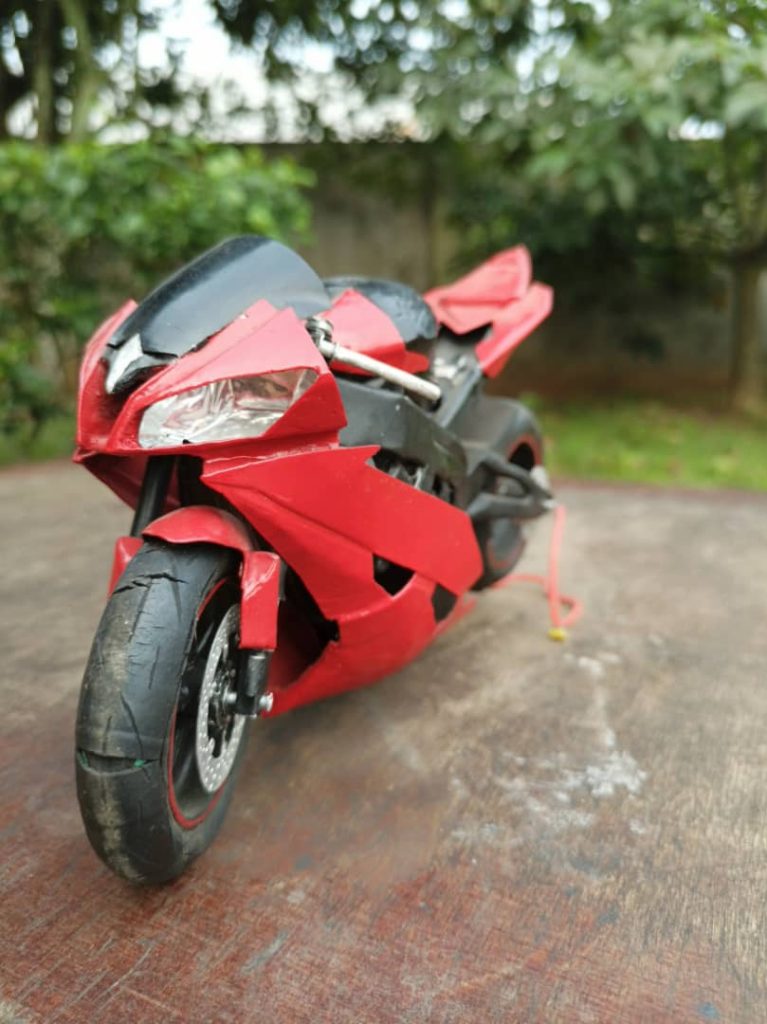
[143,505,253,553]
[141,505,281,650]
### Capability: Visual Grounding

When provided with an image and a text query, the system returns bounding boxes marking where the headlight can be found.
[138,370,318,449]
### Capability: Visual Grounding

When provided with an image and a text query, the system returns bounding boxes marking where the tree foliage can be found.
[2,0,765,411]
[209,0,597,138]
[402,0,767,410]
[0,1,184,142]
[0,137,312,434]
[211,0,767,408]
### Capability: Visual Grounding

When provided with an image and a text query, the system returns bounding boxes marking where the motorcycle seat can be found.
[323,276,439,346]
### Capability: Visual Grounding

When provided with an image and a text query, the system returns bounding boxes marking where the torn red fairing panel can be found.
[424,245,553,377]
[74,299,347,512]
[201,445,483,712]
[475,283,553,378]
[142,505,282,650]
[143,506,253,554]
[321,289,430,375]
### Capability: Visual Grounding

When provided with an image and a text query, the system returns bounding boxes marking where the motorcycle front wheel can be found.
[75,541,249,884]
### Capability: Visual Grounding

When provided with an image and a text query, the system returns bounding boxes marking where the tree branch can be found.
[721,128,749,241]
[751,145,767,249]
[33,0,56,144]
[56,0,100,141]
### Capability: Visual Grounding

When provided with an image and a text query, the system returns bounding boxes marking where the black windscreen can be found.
[108,235,330,358]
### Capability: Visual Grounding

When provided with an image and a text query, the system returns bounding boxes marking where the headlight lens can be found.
[138,370,318,449]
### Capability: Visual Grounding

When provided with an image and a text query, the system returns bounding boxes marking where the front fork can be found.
[236,650,273,717]
[130,455,176,536]
[117,454,279,718]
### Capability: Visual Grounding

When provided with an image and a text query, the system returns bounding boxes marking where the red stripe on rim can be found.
[166,708,224,830]
[195,576,232,621]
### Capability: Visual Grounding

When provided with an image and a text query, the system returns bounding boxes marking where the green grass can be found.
[530,398,767,491]
[0,412,76,466]
[1,400,765,493]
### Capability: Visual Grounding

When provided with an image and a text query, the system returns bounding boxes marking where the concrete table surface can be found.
[1,463,766,1024]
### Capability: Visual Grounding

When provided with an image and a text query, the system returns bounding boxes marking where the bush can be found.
[0,138,313,439]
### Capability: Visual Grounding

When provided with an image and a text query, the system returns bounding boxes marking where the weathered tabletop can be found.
[1,463,766,1024]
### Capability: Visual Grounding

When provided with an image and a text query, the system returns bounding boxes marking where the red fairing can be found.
[76,300,137,452]
[202,445,483,712]
[240,551,281,650]
[204,446,481,602]
[143,506,253,553]
[424,246,552,377]
[74,243,545,719]
[74,299,347,512]
[321,289,430,375]
[274,575,439,713]
[424,246,532,332]
[113,446,481,713]
[101,301,346,454]
[142,506,281,650]
[75,452,175,518]
[475,283,553,378]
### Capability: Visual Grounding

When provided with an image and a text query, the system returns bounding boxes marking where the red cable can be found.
[491,504,583,638]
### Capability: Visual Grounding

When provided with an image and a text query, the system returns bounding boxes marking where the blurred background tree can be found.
[0,0,765,480]
[0,2,170,141]
[0,137,311,438]
[393,0,767,412]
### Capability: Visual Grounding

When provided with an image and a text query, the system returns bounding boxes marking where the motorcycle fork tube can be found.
[130,455,176,537]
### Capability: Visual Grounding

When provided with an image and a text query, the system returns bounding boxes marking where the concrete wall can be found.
[267,143,764,401]
[299,182,438,291]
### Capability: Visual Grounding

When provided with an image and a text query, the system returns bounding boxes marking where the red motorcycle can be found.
[74,235,554,883]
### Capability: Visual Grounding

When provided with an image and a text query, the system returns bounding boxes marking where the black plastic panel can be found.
[336,378,467,487]
[109,236,330,358]
[431,584,458,622]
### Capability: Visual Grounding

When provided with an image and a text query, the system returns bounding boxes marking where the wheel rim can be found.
[194,605,246,793]
[169,579,245,826]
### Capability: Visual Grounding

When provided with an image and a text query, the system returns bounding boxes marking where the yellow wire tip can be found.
[548,627,568,642]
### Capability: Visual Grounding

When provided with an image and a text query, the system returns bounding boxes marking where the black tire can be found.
[75,540,248,884]
[473,403,544,590]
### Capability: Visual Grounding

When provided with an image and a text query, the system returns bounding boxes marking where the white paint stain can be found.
[582,750,647,798]
[447,652,649,850]
[598,651,623,665]
[498,655,646,829]
[577,655,606,680]
[591,683,618,750]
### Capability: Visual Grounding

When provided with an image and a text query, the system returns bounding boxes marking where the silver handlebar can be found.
[307,316,442,405]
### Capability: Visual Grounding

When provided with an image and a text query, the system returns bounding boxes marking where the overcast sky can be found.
[140,0,269,128]
[134,0,373,140]
[140,0,335,75]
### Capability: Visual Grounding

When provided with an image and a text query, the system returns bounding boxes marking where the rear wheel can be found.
[75,541,248,884]
[473,407,544,589]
